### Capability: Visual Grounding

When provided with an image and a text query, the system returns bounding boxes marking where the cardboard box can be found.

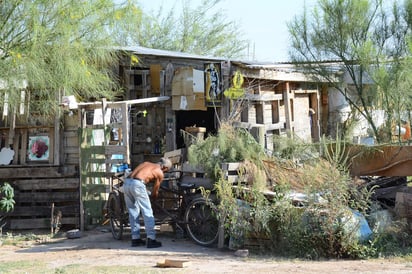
[172,67,205,96]
[172,95,206,111]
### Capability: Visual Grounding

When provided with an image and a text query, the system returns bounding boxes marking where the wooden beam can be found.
[156,259,192,268]
[11,205,79,217]
[54,90,61,165]
[121,103,130,165]
[10,217,79,230]
[16,192,79,201]
[233,121,284,131]
[0,166,77,179]
[13,178,79,190]
[284,82,293,137]
[245,93,283,101]
[77,96,170,108]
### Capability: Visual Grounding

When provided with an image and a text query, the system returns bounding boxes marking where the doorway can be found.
[175,109,216,148]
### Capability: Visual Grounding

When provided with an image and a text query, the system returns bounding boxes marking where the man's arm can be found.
[151,168,164,199]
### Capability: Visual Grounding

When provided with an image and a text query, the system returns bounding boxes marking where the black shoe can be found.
[131,239,146,247]
[147,238,162,248]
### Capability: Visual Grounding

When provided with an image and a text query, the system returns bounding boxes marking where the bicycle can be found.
[105,171,219,247]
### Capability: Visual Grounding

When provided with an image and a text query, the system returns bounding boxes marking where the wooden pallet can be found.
[6,176,80,230]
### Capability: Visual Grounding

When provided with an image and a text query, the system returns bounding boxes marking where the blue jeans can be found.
[123,178,156,240]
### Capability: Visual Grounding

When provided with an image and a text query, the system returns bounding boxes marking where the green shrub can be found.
[189,123,410,259]
[0,182,15,213]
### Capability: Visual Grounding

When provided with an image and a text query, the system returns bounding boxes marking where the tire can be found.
[184,197,219,246]
[107,192,124,240]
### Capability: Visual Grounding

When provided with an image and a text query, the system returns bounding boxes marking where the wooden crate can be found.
[243,232,272,253]
[221,162,249,184]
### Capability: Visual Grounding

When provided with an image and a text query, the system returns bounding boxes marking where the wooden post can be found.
[79,109,85,231]
[51,202,55,234]
[218,217,225,249]
[310,92,321,142]
[101,98,108,145]
[54,90,61,165]
[121,102,130,165]
[7,111,16,147]
[284,82,293,137]
[250,125,266,148]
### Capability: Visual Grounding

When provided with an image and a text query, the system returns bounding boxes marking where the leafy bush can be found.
[188,122,272,248]
[0,182,15,213]
[188,122,266,181]
[189,123,410,259]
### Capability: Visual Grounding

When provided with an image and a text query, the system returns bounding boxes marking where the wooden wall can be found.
[1,166,79,230]
[232,71,320,152]
[0,114,80,231]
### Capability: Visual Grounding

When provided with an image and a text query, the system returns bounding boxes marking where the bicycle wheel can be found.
[184,197,219,246]
[107,192,124,240]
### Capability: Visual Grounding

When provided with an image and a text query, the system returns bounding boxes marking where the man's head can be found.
[159,157,172,172]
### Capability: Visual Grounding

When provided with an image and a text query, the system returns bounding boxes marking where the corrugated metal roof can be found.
[113,46,345,78]
[114,46,227,62]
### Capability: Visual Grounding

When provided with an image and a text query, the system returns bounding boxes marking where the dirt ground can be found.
[1,226,412,273]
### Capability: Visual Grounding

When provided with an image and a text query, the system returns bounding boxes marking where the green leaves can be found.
[0,182,15,213]
[0,0,139,119]
[136,0,248,59]
[288,0,412,143]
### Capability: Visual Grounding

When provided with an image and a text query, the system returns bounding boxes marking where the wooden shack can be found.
[0,46,326,231]
[0,96,80,230]
[230,62,322,147]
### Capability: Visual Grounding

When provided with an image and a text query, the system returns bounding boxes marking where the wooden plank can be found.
[65,157,79,165]
[63,131,78,138]
[13,178,79,190]
[11,205,80,217]
[245,93,283,101]
[105,159,125,164]
[84,146,105,154]
[284,82,293,137]
[105,145,127,155]
[9,217,79,229]
[49,127,55,165]
[232,121,284,131]
[182,163,205,173]
[226,175,241,184]
[221,162,241,171]
[156,259,191,268]
[83,172,110,178]
[20,129,28,165]
[164,149,185,165]
[0,166,77,179]
[16,192,79,202]
[121,103,130,165]
[164,148,185,159]
[8,112,16,147]
[64,147,80,154]
[77,96,170,108]
[222,162,251,184]
[85,158,124,164]
[12,129,20,163]
[293,89,318,94]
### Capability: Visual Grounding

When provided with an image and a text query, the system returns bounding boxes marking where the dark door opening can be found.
[175,109,216,148]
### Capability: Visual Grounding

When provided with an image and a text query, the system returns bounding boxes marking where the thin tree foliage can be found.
[288,0,412,143]
[134,0,249,59]
[0,0,140,119]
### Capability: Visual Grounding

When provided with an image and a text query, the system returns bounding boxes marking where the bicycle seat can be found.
[178,182,196,189]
